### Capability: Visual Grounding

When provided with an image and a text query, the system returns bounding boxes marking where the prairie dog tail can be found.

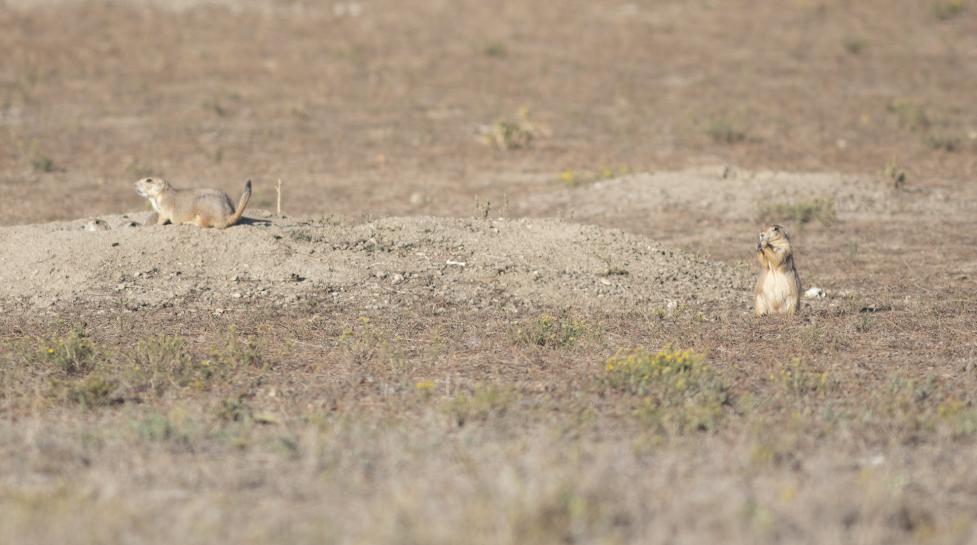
[228,180,252,225]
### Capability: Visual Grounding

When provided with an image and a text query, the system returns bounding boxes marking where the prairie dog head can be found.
[134,177,171,213]
[757,224,792,253]
[134,177,171,199]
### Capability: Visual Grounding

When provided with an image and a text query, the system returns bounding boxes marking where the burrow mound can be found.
[519,167,958,222]
[0,212,752,315]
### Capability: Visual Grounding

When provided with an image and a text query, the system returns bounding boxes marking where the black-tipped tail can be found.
[229,179,252,225]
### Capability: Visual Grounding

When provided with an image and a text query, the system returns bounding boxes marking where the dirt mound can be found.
[519,167,956,223]
[0,212,751,315]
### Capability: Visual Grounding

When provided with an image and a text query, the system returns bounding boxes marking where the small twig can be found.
[276,179,283,216]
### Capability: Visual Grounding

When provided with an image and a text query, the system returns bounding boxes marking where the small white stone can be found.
[804,287,826,300]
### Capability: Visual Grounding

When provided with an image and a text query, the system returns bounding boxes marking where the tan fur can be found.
[135,177,252,229]
[754,224,801,317]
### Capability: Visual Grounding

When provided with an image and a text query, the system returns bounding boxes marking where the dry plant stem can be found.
[277,179,283,217]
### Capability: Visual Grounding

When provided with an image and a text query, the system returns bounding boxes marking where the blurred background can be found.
[1,0,975,225]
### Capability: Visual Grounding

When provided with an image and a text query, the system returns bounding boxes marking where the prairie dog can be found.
[754,224,801,317]
[135,177,252,229]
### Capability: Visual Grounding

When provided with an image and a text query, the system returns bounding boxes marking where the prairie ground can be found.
[1,1,977,544]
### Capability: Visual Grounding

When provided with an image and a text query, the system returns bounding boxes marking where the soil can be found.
[0,210,751,313]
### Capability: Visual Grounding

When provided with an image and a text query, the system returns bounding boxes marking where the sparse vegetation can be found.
[771,358,836,402]
[483,42,508,58]
[558,166,631,187]
[62,374,118,408]
[887,100,931,131]
[842,36,867,55]
[757,198,837,225]
[445,384,515,426]
[209,326,263,369]
[479,108,543,150]
[43,330,98,376]
[932,0,966,20]
[515,313,590,348]
[31,155,57,173]
[202,98,228,117]
[605,347,729,433]
[883,162,908,189]
[706,117,747,144]
[924,133,962,152]
[126,335,214,394]
[338,316,409,372]
[216,397,252,423]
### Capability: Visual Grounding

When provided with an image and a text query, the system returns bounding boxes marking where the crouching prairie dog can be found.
[754,224,802,317]
[135,177,252,228]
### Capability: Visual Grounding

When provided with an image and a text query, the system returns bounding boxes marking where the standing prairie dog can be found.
[135,177,252,229]
[754,224,801,317]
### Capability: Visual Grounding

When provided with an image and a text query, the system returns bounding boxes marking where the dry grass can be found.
[2,301,977,544]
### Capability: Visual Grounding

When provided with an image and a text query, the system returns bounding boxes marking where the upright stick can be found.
[276,179,283,216]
